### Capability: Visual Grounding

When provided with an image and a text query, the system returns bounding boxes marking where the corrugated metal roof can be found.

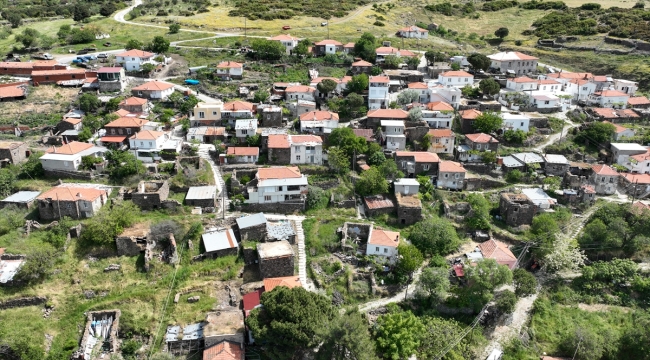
[2,191,40,203]
[364,195,394,210]
[236,213,266,229]
[202,229,238,253]
[186,186,218,200]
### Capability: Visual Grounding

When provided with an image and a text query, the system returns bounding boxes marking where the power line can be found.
[433,305,489,360]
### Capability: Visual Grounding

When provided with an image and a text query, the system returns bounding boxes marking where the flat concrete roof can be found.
[204,310,245,337]
[236,213,266,229]
[1,191,40,203]
[257,240,294,259]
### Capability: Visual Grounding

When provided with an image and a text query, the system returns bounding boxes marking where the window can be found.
[241,130,247,135]
[445,139,449,144]
[384,248,388,253]
[45,76,49,80]
[521,122,524,127]
[148,142,152,147]
[277,186,282,191]
[448,78,451,82]
[455,173,459,179]
[609,177,614,183]
[213,111,218,116]
[199,111,205,119]
[423,164,430,171]
[395,128,399,133]
[601,177,605,182]
[64,161,69,167]
[544,101,550,105]
[264,196,271,201]
[296,155,301,161]
[111,129,116,134]
[445,173,449,178]
[127,129,132,134]
[476,144,482,150]
[375,247,379,252]
[465,78,468,82]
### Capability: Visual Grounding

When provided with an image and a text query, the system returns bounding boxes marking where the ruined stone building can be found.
[132,180,169,210]
[257,241,294,278]
[0,141,28,166]
[499,193,536,227]
[395,193,422,225]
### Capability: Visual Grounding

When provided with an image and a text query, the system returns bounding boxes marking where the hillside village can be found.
[1,2,650,360]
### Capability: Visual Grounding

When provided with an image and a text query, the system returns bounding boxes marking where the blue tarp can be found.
[185,79,200,85]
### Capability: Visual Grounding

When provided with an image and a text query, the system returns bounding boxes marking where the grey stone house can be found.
[185,186,217,208]
[267,134,291,164]
[589,164,619,195]
[132,180,169,210]
[202,229,239,258]
[257,240,294,278]
[236,213,267,241]
[394,151,440,178]
[0,141,28,166]
[395,193,422,226]
[543,154,570,176]
[37,186,108,220]
[499,193,536,227]
[260,105,283,127]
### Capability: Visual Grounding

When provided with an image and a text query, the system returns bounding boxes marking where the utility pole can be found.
[327,21,330,40]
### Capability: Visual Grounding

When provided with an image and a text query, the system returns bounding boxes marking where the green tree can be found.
[396,243,424,280]
[69,28,95,44]
[561,327,608,360]
[355,167,388,196]
[294,38,311,56]
[317,79,338,96]
[505,169,523,183]
[466,193,491,230]
[466,258,513,292]
[409,216,461,256]
[169,23,181,34]
[73,3,91,21]
[462,85,481,98]
[420,133,432,151]
[425,50,445,65]
[384,55,401,69]
[105,150,145,179]
[531,213,559,248]
[78,93,101,113]
[126,38,144,50]
[251,39,285,60]
[105,97,122,113]
[15,245,59,283]
[407,107,423,122]
[345,74,369,95]
[473,112,503,134]
[78,127,92,142]
[416,267,450,305]
[0,168,16,197]
[495,27,510,39]
[246,287,337,359]
[543,176,561,192]
[353,32,377,63]
[20,152,44,179]
[513,269,536,297]
[246,134,261,147]
[329,127,367,157]
[6,13,22,28]
[149,36,170,53]
[406,56,420,70]
[378,159,403,180]
[619,311,650,359]
[179,94,199,114]
[316,312,379,360]
[496,290,517,314]
[15,28,39,48]
[503,129,527,144]
[419,316,480,359]
[253,90,270,103]
[327,146,350,174]
[374,311,425,360]
[479,78,500,96]
[100,3,117,16]
[367,152,386,166]
[346,92,366,117]
[481,150,497,164]
[397,89,419,105]
[81,201,139,245]
[306,185,328,210]
[450,62,461,71]
[467,53,490,71]
[57,24,71,40]
[576,122,616,146]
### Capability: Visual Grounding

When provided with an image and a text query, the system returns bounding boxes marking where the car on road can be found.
[282,25,291,30]
[83,55,97,60]
[75,57,88,63]
[72,59,83,64]
[97,53,108,59]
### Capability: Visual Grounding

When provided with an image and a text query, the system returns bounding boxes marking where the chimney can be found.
[76,193,82,198]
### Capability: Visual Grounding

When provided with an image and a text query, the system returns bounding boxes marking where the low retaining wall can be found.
[236,200,305,213]
[0,296,47,310]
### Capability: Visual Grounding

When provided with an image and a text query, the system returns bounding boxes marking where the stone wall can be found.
[206,247,239,258]
[268,147,291,164]
[529,117,549,129]
[443,201,472,222]
[116,236,147,257]
[0,296,47,310]
[259,254,294,278]
[44,169,93,180]
[458,102,501,112]
[38,199,83,220]
[242,248,257,265]
[396,203,421,225]
[464,177,508,191]
[132,180,170,210]
[404,125,430,143]
[330,193,356,208]
[186,197,216,208]
[74,310,121,359]
[238,223,267,242]
[237,200,305,214]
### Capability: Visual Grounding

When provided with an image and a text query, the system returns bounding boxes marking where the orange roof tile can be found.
[369,229,400,247]
[257,166,302,180]
[546,72,593,80]
[395,151,440,163]
[344,42,355,48]
[202,341,244,360]
[628,96,650,105]
[132,80,174,91]
[32,69,86,76]
[120,97,148,106]
[466,133,498,143]
[375,46,400,55]
[441,70,473,77]
[594,90,629,97]
[206,127,225,136]
[351,60,372,67]
[113,109,131,117]
[290,135,323,144]
[267,134,290,149]
[217,61,243,68]
[285,85,315,93]
[46,141,93,155]
[105,117,149,128]
[439,161,466,173]
[116,49,155,58]
[63,117,82,125]
[38,186,106,202]
[353,129,374,141]
[602,121,631,134]
[367,108,408,119]
[478,239,517,269]
[369,75,390,83]
[299,110,339,121]
[223,100,253,111]
[631,201,650,213]
[227,147,259,156]
[399,25,427,32]
[428,129,453,137]
[408,82,428,89]
[621,172,650,184]
[0,86,25,98]
[591,164,618,176]
[315,39,342,46]
[130,130,164,140]
[269,34,300,41]
[364,195,394,209]
[263,276,302,292]
[426,101,454,111]
[630,150,650,162]
[537,79,560,85]
[310,77,341,85]
[459,109,482,119]
[510,76,536,83]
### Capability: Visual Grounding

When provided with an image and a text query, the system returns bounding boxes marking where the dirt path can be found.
[482,291,539,358]
[533,112,578,152]
[358,263,427,313]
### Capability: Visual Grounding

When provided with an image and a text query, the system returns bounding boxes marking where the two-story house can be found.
[588,90,630,109]
[506,76,538,91]
[543,154,570,176]
[119,97,149,114]
[235,119,257,143]
[269,34,300,55]
[290,135,323,165]
[285,85,316,102]
[115,49,155,71]
[610,143,648,165]
[613,79,638,96]
[395,151,440,178]
[437,161,466,190]
[398,25,428,39]
[623,149,650,174]
[190,102,224,127]
[350,60,373,75]
[129,130,181,163]
[368,75,390,110]
[526,91,560,110]
[381,120,406,151]
[501,112,530,132]
[37,185,108,220]
[366,229,401,263]
[407,82,430,103]
[97,67,127,91]
[40,142,106,173]
[104,117,149,136]
[216,61,244,80]
[537,79,561,93]
[428,129,455,154]
[423,101,454,129]
[589,164,619,195]
[299,111,339,135]
[564,79,597,102]
[375,46,418,63]
[222,101,254,125]
[458,109,482,134]
[487,51,538,75]
[245,167,308,204]
[312,40,343,56]
[457,133,499,162]
[367,108,408,129]
[224,147,259,164]
[437,71,474,89]
[131,80,175,100]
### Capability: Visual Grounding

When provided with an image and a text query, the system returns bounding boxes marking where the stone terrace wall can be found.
[236,200,305,213]
[0,296,47,310]
[259,255,294,278]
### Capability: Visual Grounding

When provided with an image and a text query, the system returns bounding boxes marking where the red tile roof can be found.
[537,79,560,85]
[408,82,428,89]
[375,46,400,55]
[38,186,106,202]
[113,109,131,117]
[395,151,440,163]
[581,184,596,194]
[399,25,427,32]
[132,80,174,91]
[32,69,86,76]
[97,67,123,73]
[217,61,243,68]
[441,70,473,77]
[105,117,149,128]
[628,96,650,106]
[120,97,148,106]
[242,288,263,316]
[130,130,164,140]
[621,172,650,184]
[591,164,618,176]
[100,136,127,143]
[202,341,244,360]
[510,76,536,83]
[223,100,254,111]
[367,109,408,119]
[594,90,629,97]
[351,60,373,67]
[602,121,631,134]
[353,129,374,141]
[62,117,82,125]
[479,239,517,269]
[344,42,355,48]
[428,129,453,137]
[547,72,593,80]
[0,86,25,98]
[466,133,498,144]
[285,85,315,93]
[206,127,226,136]
[631,201,650,213]
[630,150,650,162]
[426,101,454,111]
[270,34,299,41]
[369,75,390,83]
[46,141,93,155]
[592,108,639,119]
[290,135,323,144]
[116,49,155,58]
[257,166,301,180]
[459,109,482,119]
[263,276,302,292]
[439,160,466,173]
[299,110,339,121]
[227,147,259,156]
[315,39,342,46]
[364,195,394,209]
[267,134,290,148]
[368,229,400,247]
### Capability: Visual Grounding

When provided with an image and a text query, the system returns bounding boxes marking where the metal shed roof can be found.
[202,229,238,253]
[236,213,267,229]
[186,186,218,200]
[1,191,40,203]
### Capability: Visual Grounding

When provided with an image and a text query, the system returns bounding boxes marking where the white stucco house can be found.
[394,178,420,195]
[501,112,530,132]
[40,141,106,172]
[216,61,244,80]
[613,79,638,96]
[422,101,454,129]
[506,76,538,91]
[436,161,466,190]
[526,91,560,109]
[289,135,323,165]
[407,82,430,103]
[129,130,181,163]
[245,167,308,204]
[429,84,462,108]
[588,90,630,109]
[437,71,474,89]
[269,34,300,54]
[487,51,538,75]
[369,75,390,110]
[235,119,257,142]
[131,80,175,100]
[285,85,316,102]
[299,111,339,135]
[115,49,155,71]
[381,120,406,151]
[564,79,597,102]
[366,229,401,263]
[398,25,428,39]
